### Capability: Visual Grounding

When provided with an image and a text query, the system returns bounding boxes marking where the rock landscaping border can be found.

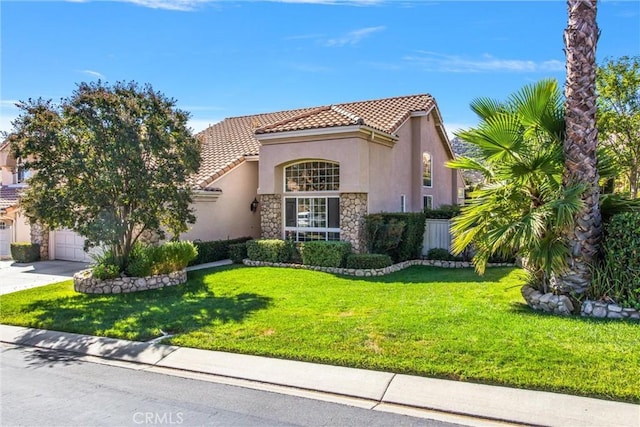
[243,258,515,277]
[74,268,187,294]
[581,300,640,320]
[521,285,640,320]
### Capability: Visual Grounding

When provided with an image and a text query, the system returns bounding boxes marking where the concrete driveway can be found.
[0,260,89,295]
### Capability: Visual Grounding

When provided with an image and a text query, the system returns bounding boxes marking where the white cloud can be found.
[80,69,106,79]
[404,51,564,73]
[325,26,386,47]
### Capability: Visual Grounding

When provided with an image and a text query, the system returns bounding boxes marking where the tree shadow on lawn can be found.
[21,273,272,342]
[338,265,519,284]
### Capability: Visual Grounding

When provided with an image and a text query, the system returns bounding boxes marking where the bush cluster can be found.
[589,212,640,309]
[10,242,40,263]
[345,253,392,269]
[300,241,351,268]
[93,241,198,279]
[363,213,426,263]
[246,239,295,263]
[190,237,253,266]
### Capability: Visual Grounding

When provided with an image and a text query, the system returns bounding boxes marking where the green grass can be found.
[1,265,638,402]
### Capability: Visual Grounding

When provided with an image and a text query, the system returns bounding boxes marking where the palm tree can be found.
[556,0,601,296]
[449,80,583,291]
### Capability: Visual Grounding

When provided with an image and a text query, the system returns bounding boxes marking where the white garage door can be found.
[0,221,11,258]
[54,229,94,262]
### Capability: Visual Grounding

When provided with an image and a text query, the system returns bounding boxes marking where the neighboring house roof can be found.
[194,94,437,188]
[0,186,20,210]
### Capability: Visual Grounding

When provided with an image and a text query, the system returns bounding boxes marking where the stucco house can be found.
[182,94,464,252]
[0,93,463,260]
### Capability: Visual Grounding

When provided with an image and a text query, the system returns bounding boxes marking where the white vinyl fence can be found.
[422,219,452,255]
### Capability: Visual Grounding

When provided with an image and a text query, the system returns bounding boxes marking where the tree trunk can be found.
[557,0,601,296]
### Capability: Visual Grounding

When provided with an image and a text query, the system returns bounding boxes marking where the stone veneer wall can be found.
[340,193,368,253]
[74,269,187,294]
[30,222,49,260]
[260,194,282,239]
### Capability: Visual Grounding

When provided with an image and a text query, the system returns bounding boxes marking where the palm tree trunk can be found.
[557,0,601,297]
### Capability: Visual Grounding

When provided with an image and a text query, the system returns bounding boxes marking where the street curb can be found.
[1,324,639,427]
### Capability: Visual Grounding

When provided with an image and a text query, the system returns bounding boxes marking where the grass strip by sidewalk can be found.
[1,265,638,402]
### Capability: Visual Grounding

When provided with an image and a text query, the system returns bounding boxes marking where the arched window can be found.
[284,161,339,192]
[422,152,432,187]
[283,161,340,241]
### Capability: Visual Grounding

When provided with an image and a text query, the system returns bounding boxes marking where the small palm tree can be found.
[448,79,583,292]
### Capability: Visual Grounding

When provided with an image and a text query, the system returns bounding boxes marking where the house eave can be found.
[192,189,222,201]
[255,125,398,148]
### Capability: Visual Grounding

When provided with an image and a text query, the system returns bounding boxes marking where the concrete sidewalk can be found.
[1,324,638,427]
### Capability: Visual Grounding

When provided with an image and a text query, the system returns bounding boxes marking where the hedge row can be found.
[189,236,253,266]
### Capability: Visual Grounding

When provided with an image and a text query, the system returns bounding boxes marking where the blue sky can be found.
[1,0,639,138]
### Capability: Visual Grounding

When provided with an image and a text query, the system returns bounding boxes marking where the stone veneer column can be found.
[340,193,368,253]
[260,194,282,239]
[30,221,49,260]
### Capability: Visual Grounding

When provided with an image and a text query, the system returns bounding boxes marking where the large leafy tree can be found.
[557,0,601,296]
[596,55,640,198]
[9,81,201,268]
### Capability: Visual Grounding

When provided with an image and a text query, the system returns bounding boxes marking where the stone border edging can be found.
[73,268,187,294]
[521,285,640,319]
[581,300,640,320]
[243,258,515,277]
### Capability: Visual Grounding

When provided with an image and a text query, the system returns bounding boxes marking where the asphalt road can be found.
[0,343,463,427]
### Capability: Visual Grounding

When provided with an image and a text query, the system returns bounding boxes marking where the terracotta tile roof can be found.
[193,94,435,188]
[0,186,20,210]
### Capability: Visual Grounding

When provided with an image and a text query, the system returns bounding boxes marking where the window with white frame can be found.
[0,221,6,230]
[423,195,433,210]
[422,152,432,187]
[283,161,340,242]
[400,195,406,212]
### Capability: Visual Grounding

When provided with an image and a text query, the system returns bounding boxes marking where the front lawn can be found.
[1,265,638,402]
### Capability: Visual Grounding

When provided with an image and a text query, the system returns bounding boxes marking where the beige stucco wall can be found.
[181,161,261,242]
[258,113,464,217]
[13,210,31,242]
[258,136,371,195]
[368,114,464,213]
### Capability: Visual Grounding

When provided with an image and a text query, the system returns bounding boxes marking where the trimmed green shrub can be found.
[424,204,461,219]
[589,211,640,309]
[229,242,248,264]
[150,241,198,274]
[246,239,293,263]
[125,243,153,277]
[427,248,454,261]
[364,212,426,263]
[190,236,252,266]
[10,242,40,263]
[92,263,120,280]
[122,241,197,277]
[345,253,392,269]
[300,241,352,268]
